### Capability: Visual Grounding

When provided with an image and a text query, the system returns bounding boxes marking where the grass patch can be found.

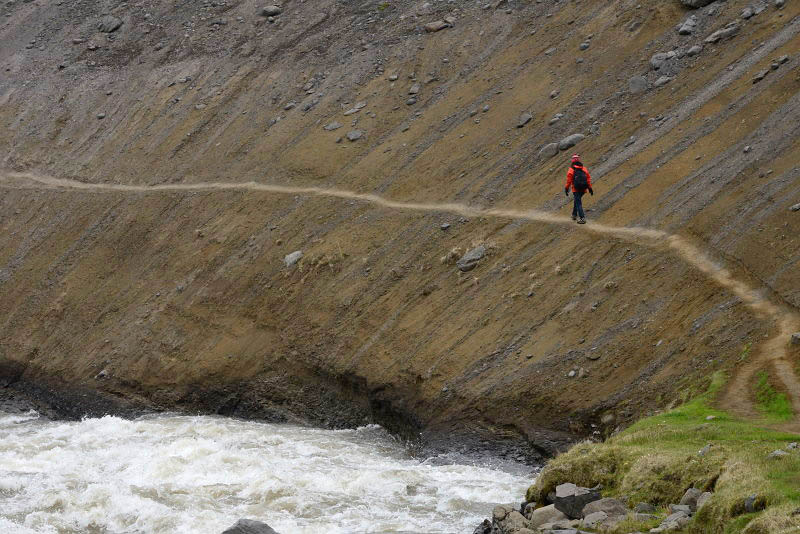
[526,371,800,534]
[754,371,793,422]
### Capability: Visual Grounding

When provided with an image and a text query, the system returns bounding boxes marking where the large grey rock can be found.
[553,483,601,519]
[660,511,690,530]
[681,0,714,7]
[680,488,703,510]
[582,511,607,528]
[558,134,585,151]
[539,143,559,158]
[629,75,648,94]
[529,504,568,528]
[97,15,122,33]
[497,510,529,532]
[457,245,486,272]
[582,497,628,517]
[284,251,303,267]
[635,502,657,514]
[221,519,279,534]
[669,504,692,515]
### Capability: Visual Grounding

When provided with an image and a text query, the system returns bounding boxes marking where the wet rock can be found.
[261,5,282,16]
[346,130,364,142]
[284,251,303,267]
[687,45,703,56]
[582,497,628,517]
[323,121,342,131]
[283,102,296,110]
[540,143,559,158]
[553,483,601,519]
[424,20,450,32]
[97,15,122,33]
[678,15,698,35]
[221,518,280,534]
[558,134,585,151]
[705,23,739,43]
[629,75,648,94]
[680,488,703,510]
[457,245,486,272]
[472,519,492,534]
[530,504,568,528]
[517,112,532,128]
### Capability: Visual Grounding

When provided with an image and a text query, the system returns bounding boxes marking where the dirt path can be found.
[2,171,798,431]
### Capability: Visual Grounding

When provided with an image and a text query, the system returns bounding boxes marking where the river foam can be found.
[0,411,531,533]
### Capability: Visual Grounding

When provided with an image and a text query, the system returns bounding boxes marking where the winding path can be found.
[1,171,798,431]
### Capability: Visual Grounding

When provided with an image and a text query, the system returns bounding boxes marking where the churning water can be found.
[0,411,531,534]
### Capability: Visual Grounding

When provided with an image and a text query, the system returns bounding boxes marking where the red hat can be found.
[571,154,581,162]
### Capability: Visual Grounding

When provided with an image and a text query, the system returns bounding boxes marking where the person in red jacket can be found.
[564,154,593,224]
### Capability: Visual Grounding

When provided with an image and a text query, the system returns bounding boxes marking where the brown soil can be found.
[1,0,799,451]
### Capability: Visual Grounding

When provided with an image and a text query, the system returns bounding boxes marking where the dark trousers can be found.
[572,190,586,219]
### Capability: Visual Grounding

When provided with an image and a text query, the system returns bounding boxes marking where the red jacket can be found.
[565,164,592,193]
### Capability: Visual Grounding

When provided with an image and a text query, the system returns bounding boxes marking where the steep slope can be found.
[1,0,798,454]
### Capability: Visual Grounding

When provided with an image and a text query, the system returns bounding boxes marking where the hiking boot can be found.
[577,218,586,224]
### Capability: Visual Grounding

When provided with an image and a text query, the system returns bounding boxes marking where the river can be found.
[0,410,532,533]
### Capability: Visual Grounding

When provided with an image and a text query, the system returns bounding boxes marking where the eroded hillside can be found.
[1,0,798,454]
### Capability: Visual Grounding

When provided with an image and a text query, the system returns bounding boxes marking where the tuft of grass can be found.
[754,371,793,422]
[525,371,800,534]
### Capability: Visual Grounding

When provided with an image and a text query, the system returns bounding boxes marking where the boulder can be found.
[634,502,656,514]
[457,245,486,272]
[261,5,282,16]
[583,511,607,528]
[497,510,529,532]
[629,75,648,94]
[221,519,279,534]
[97,15,123,33]
[558,134,585,151]
[553,483,601,519]
[529,504,568,528]
[539,143,559,159]
[284,251,303,267]
[582,497,628,517]
[679,488,703,510]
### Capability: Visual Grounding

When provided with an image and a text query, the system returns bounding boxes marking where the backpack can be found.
[572,166,588,190]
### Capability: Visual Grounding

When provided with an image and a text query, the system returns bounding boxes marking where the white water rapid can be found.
[0,411,531,534]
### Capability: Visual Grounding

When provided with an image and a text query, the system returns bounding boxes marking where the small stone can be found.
[775,0,785,7]
[284,102,296,110]
[517,112,532,128]
[767,449,789,459]
[550,90,559,99]
[482,104,490,112]
[284,251,303,267]
[469,109,478,117]
[408,83,420,95]
[579,41,590,50]
[323,121,342,131]
[635,502,657,514]
[424,20,450,32]
[654,76,673,88]
[440,223,451,230]
[680,488,703,511]
[687,45,703,56]
[406,97,417,105]
[558,134,585,151]
[752,69,769,83]
[629,75,648,94]
[678,15,698,35]
[787,442,798,450]
[346,130,363,141]
[741,7,754,19]
[706,415,716,420]
[698,444,712,456]
[791,205,800,213]
[457,245,486,272]
[388,74,399,81]
[743,145,752,153]
[568,370,576,378]
[96,113,106,119]
[696,492,712,512]
[97,15,122,33]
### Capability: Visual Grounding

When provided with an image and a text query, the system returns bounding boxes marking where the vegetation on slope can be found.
[526,372,800,533]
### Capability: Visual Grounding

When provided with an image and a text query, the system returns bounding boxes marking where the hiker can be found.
[564,154,593,224]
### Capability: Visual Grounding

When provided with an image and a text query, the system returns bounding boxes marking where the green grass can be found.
[754,371,793,422]
[526,371,800,534]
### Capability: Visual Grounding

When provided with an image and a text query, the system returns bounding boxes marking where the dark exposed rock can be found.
[457,245,486,272]
[221,519,279,534]
[553,483,601,519]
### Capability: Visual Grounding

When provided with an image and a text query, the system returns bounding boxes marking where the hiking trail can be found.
[2,171,798,431]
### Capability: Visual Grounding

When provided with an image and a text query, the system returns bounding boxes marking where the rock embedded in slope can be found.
[629,75,648,93]
[97,15,122,33]
[582,497,629,517]
[457,245,486,272]
[681,0,715,7]
[696,492,713,512]
[284,251,303,267]
[705,23,739,43]
[791,205,800,213]
[678,15,698,35]
[687,44,703,56]
[793,332,800,344]
[539,143,559,158]
[680,488,703,510]
[346,130,363,141]
[654,75,673,87]
[752,69,769,83]
[260,6,282,17]
[323,121,341,131]
[222,519,280,534]
[558,134,585,151]
[408,83,420,95]
[517,112,532,128]
[424,20,450,32]
[529,504,568,528]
